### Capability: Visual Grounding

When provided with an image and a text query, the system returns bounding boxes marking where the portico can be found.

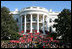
[20,13,47,35]
[10,6,60,35]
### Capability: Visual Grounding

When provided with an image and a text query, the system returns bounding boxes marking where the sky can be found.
[1,1,71,12]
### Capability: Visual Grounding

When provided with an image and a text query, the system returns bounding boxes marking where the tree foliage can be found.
[53,9,71,43]
[1,6,20,40]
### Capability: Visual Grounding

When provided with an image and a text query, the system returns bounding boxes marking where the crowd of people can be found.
[1,33,71,48]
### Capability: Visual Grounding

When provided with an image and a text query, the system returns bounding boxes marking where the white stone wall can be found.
[46,12,59,32]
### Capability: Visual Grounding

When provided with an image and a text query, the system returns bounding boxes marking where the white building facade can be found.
[10,6,60,35]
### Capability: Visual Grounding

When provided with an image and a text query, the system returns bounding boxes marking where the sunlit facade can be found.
[10,6,60,35]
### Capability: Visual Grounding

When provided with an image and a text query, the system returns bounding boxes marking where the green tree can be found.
[53,9,71,43]
[1,6,20,40]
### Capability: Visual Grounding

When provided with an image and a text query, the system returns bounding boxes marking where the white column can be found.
[47,15,50,32]
[23,14,26,34]
[21,16,22,32]
[47,15,49,31]
[37,14,39,33]
[30,14,32,33]
[43,14,45,35]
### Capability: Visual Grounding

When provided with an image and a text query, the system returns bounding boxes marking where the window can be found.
[33,16,36,21]
[49,27,52,32]
[27,25,30,28]
[45,21,47,24]
[27,19,30,22]
[50,19,52,22]
[16,18,18,22]
[26,14,30,22]
[22,17,24,22]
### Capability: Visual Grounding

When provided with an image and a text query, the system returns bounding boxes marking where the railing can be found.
[20,7,48,13]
